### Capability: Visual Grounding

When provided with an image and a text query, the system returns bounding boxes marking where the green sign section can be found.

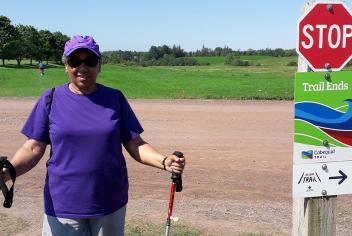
[294,72,352,148]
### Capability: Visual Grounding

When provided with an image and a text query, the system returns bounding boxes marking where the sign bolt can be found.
[322,164,328,170]
[322,190,327,196]
[323,140,329,147]
[326,4,333,13]
[325,63,331,70]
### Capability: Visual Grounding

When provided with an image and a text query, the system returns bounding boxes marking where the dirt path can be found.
[0,98,351,235]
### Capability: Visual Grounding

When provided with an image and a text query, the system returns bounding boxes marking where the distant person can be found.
[1,35,185,236]
[38,61,45,76]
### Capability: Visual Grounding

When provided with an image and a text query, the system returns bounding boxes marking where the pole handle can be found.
[171,151,183,192]
[0,156,16,208]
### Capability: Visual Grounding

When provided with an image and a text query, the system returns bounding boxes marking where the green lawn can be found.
[125,220,205,236]
[0,56,297,99]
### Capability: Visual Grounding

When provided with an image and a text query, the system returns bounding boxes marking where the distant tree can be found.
[5,38,24,66]
[214,47,223,56]
[160,54,175,65]
[161,45,171,56]
[171,45,186,58]
[0,15,70,66]
[16,25,41,65]
[38,30,55,64]
[222,46,232,56]
[52,32,69,63]
[246,48,255,56]
[201,44,211,56]
[149,46,163,60]
[0,15,17,65]
[191,46,296,57]
[284,49,297,57]
[273,48,285,57]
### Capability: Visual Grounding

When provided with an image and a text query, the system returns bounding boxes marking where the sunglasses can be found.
[67,57,99,68]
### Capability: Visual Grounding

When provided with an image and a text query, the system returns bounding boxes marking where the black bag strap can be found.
[47,88,55,160]
[48,87,55,115]
[0,156,16,208]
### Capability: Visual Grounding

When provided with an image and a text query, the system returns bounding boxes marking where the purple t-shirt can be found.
[21,83,143,218]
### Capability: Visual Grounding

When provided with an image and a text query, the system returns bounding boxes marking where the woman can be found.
[2,35,185,235]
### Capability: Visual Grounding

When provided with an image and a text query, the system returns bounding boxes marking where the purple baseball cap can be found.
[63,35,101,58]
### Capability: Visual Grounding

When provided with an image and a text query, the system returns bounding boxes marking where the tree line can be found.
[0,15,69,66]
[1,15,297,67]
[103,45,296,66]
[102,45,199,66]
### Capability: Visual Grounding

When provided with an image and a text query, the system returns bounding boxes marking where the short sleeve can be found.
[21,90,52,144]
[118,92,144,143]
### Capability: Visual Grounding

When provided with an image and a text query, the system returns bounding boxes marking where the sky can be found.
[1,0,351,52]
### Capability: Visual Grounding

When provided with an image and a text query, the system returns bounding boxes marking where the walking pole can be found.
[164,151,184,236]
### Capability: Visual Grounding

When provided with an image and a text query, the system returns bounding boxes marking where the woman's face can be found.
[65,49,101,94]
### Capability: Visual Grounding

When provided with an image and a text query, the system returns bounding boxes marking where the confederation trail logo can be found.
[301,150,313,159]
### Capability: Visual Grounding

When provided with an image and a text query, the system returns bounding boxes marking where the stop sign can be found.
[297,2,352,71]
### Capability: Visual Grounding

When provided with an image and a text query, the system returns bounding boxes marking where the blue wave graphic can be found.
[295,101,352,130]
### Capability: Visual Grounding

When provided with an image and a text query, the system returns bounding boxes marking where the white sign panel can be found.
[293,161,351,197]
[293,143,352,165]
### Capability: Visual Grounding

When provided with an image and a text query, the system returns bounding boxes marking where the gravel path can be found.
[0,98,351,235]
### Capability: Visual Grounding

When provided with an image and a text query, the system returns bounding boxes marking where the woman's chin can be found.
[78,83,96,93]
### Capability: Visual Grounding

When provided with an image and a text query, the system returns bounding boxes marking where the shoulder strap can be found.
[0,156,16,208]
[48,87,55,115]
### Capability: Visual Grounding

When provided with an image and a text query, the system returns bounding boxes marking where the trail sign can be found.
[297,2,352,71]
[293,71,352,197]
[293,161,351,197]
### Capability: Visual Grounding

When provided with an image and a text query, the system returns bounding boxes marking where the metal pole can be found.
[164,182,176,236]
[164,151,183,236]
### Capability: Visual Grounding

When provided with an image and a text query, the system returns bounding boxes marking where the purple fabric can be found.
[21,83,143,218]
[63,35,101,58]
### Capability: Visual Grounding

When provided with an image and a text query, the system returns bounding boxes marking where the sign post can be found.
[292,1,352,235]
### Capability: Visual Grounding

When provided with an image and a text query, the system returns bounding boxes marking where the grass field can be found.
[0,56,298,99]
[125,221,205,236]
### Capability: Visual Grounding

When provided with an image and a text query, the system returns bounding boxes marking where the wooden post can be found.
[293,1,337,235]
[293,197,336,236]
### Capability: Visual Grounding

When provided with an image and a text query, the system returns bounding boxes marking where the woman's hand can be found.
[164,154,186,174]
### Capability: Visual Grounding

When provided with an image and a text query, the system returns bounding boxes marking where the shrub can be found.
[224,53,250,66]
[287,61,297,66]
[139,56,199,66]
